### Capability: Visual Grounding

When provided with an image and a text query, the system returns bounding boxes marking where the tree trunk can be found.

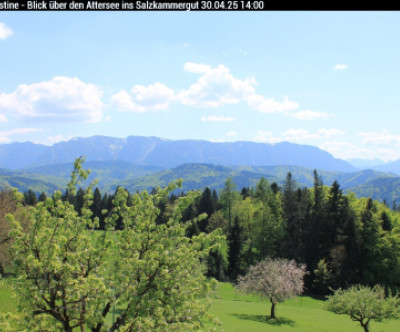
[270,302,276,319]
[361,322,369,332]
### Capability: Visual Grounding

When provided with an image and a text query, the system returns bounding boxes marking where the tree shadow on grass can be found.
[230,313,295,326]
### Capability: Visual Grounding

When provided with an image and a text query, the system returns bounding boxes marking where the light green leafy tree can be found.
[325,284,400,332]
[2,157,222,331]
[313,258,332,295]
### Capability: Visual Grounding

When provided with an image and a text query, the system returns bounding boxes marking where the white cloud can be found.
[112,82,174,113]
[334,64,348,70]
[317,128,345,138]
[184,62,211,73]
[201,115,235,122]
[247,95,299,114]
[359,130,400,146]
[282,128,344,142]
[177,63,257,108]
[113,62,299,114]
[226,131,238,137]
[46,135,74,145]
[320,140,400,162]
[0,76,103,122]
[0,114,7,122]
[177,62,299,113]
[282,128,316,141]
[253,131,282,144]
[0,127,39,144]
[317,130,400,162]
[319,141,358,159]
[290,110,328,120]
[0,22,13,40]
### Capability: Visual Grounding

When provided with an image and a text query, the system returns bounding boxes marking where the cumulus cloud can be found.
[226,131,238,137]
[184,62,211,73]
[112,82,174,113]
[334,64,348,70]
[0,127,39,144]
[253,131,282,144]
[320,140,400,162]
[290,110,328,120]
[0,76,103,122]
[359,130,400,146]
[319,141,357,156]
[0,22,13,40]
[247,94,299,113]
[282,128,345,142]
[46,134,74,145]
[177,62,300,113]
[177,64,257,108]
[317,128,345,138]
[112,62,299,114]
[201,115,235,122]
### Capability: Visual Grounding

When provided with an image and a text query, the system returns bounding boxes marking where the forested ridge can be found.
[12,169,400,293]
[2,158,400,331]
[2,162,400,203]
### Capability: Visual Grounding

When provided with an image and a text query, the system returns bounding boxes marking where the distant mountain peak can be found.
[0,135,355,172]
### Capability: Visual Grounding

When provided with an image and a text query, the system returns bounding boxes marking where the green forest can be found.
[1,158,400,331]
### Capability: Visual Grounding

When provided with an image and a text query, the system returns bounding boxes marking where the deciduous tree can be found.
[2,157,222,331]
[325,284,400,332]
[236,257,307,319]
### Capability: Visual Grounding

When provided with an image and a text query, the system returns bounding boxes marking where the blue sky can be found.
[1,11,400,162]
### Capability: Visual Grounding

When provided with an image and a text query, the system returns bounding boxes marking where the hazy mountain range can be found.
[0,135,355,171]
[1,135,400,203]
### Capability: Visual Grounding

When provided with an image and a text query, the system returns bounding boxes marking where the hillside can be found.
[347,177,400,205]
[24,160,164,192]
[372,159,400,175]
[0,168,65,194]
[0,159,397,203]
[120,164,396,197]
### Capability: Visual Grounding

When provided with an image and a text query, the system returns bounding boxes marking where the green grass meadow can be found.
[206,283,400,332]
[2,280,400,331]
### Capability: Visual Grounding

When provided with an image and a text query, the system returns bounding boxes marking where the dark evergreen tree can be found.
[270,182,280,195]
[220,178,238,241]
[303,170,326,283]
[381,211,393,232]
[38,192,47,202]
[325,182,351,288]
[212,189,219,210]
[98,193,109,230]
[207,250,227,281]
[197,187,215,232]
[91,187,102,221]
[360,198,380,285]
[281,172,301,260]
[24,189,37,206]
[227,216,242,280]
[240,187,250,199]
[76,188,85,216]
[341,214,362,285]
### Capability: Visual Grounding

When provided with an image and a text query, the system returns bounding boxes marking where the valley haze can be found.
[0,135,400,204]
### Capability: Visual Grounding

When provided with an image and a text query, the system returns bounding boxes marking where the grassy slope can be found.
[2,280,400,331]
[206,283,400,332]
